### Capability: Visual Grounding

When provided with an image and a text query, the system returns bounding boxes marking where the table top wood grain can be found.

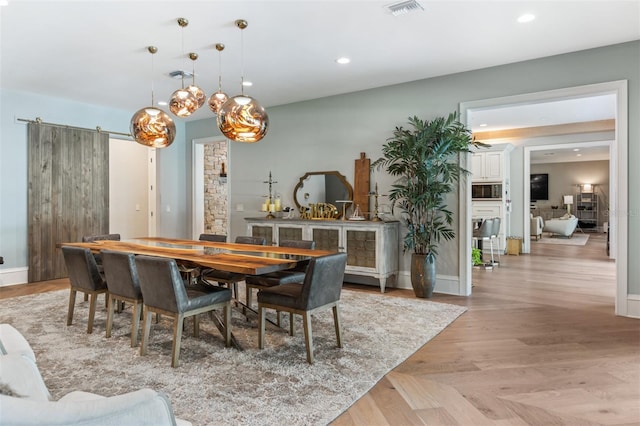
[58,237,333,275]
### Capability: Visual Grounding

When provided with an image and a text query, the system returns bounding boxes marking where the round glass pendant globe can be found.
[169,88,198,117]
[186,84,206,109]
[130,107,176,148]
[217,95,269,143]
[208,91,229,115]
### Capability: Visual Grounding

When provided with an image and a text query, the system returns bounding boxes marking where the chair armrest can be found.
[0,389,190,425]
[0,353,51,401]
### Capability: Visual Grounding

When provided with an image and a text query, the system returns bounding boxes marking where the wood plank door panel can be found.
[28,123,109,282]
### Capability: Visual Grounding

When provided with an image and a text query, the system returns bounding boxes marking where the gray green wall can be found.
[186,40,639,294]
[1,41,637,296]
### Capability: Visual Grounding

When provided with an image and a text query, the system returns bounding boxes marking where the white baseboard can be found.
[395,271,463,295]
[622,294,640,319]
[0,267,28,287]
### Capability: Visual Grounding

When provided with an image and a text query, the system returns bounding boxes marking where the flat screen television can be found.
[530,173,549,201]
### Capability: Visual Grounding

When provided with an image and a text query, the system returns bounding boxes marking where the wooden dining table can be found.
[58,237,333,350]
[58,236,332,275]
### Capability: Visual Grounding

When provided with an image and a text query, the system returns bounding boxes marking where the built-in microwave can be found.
[472,183,502,200]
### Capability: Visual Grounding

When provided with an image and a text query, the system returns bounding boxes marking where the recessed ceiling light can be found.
[479,123,488,127]
[573,148,580,152]
[0,1,9,6]
[242,81,253,87]
[336,57,351,65]
[517,13,535,23]
[158,101,168,106]
[576,154,582,157]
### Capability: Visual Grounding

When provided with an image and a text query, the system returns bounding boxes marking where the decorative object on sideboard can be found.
[216,19,269,143]
[353,152,371,216]
[293,171,354,219]
[335,200,353,221]
[130,46,176,148]
[208,43,229,115]
[169,18,199,118]
[373,112,486,298]
[261,171,280,219]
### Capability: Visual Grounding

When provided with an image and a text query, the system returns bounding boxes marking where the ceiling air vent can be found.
[168,70,193,79]
[386,0,424,16]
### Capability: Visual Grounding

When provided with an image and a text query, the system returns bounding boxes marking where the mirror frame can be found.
[293,171,354,217]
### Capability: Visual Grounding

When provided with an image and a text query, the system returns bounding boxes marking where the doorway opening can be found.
[192,137,230,239]
[459,80,628,316]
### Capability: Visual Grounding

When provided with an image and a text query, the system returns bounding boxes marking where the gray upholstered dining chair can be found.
[101,250,144,347]
[135,255,232,368]
[200,235,267,301]
[244,239,315,319]
[80,233,121,300]
[61,246,109,334]
[176,234,229,286]
[198,233,227,242]
[257,252,347,364]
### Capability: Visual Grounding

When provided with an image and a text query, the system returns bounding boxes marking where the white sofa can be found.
[0,324,191,426]
[543,214,579,237]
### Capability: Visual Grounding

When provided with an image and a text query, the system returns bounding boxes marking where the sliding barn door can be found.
[28,123,109,282]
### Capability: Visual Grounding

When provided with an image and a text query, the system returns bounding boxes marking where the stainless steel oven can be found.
[472,183,502,200]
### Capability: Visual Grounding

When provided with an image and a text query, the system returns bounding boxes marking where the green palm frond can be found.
[372,111,487,257]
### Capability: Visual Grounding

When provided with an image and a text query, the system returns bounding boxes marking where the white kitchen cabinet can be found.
[245,218,399,293]
[471,151,504,182]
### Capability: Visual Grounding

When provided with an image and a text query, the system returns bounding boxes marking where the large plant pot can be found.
[410,253,436,298]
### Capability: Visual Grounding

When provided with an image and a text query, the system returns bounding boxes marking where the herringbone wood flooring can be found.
[332,232,640,425]
[1,233,638,425]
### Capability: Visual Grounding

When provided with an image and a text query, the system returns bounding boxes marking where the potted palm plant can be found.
[372,112,485,298]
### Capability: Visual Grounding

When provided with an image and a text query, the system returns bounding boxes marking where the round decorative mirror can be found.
[293,171,354,218]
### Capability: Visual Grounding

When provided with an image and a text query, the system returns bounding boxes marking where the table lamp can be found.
[563,195,574,215]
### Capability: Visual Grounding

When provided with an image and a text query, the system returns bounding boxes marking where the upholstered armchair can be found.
[61,246,109,334]
[0,323,191,425]
[257,252,348,364]
[531,214,544,240]
[544,214,579,237]
[135,255,232,368]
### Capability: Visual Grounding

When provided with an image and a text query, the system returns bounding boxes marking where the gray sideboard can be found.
[244,218,399,293]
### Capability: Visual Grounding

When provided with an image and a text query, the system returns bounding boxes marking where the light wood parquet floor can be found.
[1,232,638,425]
[332,232,640,425]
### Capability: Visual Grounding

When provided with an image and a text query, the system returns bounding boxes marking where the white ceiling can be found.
[1,0,639,126]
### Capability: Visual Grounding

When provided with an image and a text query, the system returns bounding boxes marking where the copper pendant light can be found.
[130,46,176,148]
[169,18,197,117]
[208,43,229,115]
[217,19,269,143]
[186,52,206,109]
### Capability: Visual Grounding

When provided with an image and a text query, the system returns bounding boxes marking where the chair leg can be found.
[258,306,266,349]
[302,312,314,364]
[130,301,141,347]
[67,289,77,326]
[289,312,295,336]
[244,286,251,315]
[105,296,114,338]
[489,239,495,265]
[87,292,98,334]
[172,314,185,368]
[140,307,152,356]
[193,314,200,338]
[495,237,501,265]
[333,304,343,348]
[224,303,231,347]
[84,293,89,302]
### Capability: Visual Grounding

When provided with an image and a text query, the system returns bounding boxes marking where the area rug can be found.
[0,288,466,425]
[532,233,590,246]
